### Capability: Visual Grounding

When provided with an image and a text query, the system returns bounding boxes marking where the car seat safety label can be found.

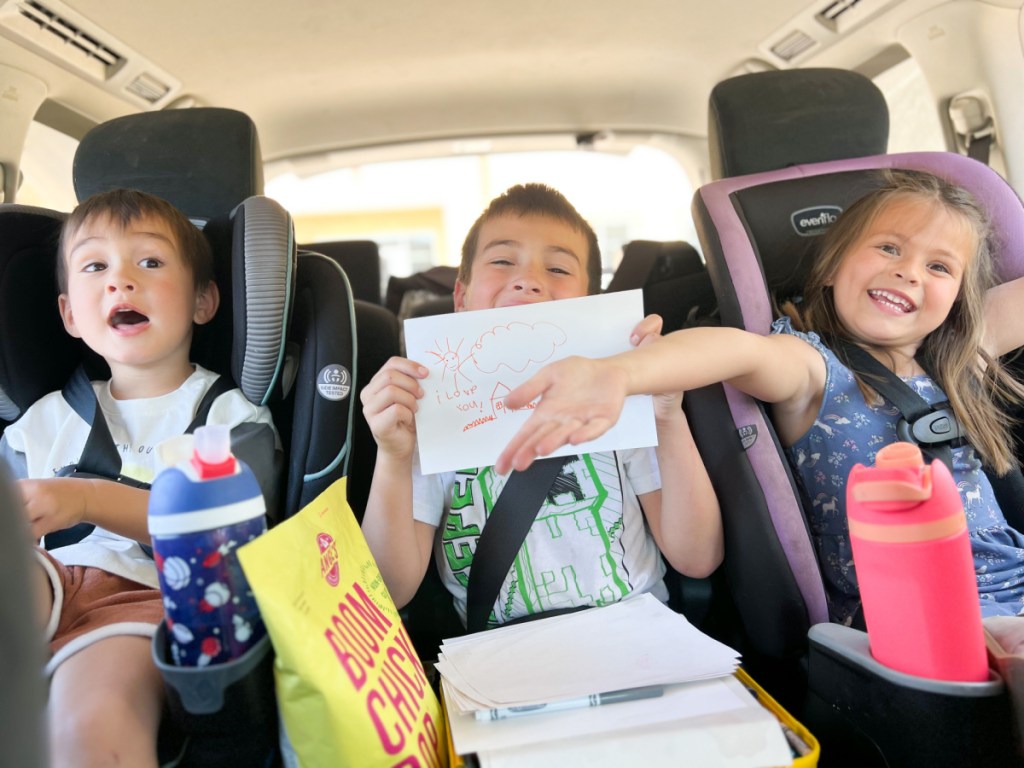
[317,364,352,401]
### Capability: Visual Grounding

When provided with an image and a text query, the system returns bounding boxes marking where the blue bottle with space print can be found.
[148,425,267,666]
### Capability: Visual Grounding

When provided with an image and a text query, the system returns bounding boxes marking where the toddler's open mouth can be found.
[109,307,150,327]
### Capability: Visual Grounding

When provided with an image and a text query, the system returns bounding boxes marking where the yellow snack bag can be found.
[238,478,447,768]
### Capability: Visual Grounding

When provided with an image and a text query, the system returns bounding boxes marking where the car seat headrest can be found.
[189,196,297,406]
[300,240,382,305]
[72,108,263,222]
[606,240,703,293]
[697,151,1024,333]
[708,68,889,180]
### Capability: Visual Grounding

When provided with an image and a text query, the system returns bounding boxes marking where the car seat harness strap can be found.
[836,338,1024,529]
[836,340,963,472]
[43,365,234,552]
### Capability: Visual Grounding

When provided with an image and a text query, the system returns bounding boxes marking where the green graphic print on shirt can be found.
[440,453,630,624]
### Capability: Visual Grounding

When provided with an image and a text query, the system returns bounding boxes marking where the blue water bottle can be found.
[148,424,267,666]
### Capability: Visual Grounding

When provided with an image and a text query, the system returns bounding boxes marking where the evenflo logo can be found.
[791,206,842,237]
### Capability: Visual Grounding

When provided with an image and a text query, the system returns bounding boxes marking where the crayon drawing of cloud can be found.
[471,321,567,374]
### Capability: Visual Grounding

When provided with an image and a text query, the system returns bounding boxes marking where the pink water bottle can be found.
[846,441,988,682]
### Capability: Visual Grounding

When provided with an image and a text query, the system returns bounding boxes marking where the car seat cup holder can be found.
[152,624,278,765]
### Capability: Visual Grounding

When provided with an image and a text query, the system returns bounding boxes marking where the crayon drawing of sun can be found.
[427,337,472,392]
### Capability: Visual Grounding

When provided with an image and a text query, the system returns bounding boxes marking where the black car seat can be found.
[0,114,297,517]
[692,68,1023,765]
[0,106,390,766]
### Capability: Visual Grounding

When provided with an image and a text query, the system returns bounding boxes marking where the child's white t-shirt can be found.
[1,365,275,588]
[412,448,668,626]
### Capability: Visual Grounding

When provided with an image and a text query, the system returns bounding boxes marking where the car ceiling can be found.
[0,0,949,162]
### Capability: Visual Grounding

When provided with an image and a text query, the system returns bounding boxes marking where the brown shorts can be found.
[35,549,164,675]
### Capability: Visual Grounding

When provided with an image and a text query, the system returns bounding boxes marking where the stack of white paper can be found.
[437,594,740,713]
[437,595,793,768]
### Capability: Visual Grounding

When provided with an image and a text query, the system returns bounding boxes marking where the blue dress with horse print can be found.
[774,317,1024,624]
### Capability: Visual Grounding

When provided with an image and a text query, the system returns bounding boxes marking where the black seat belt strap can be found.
[967,132,993,165]
[836,341,960,472]
[61,365,123,480]
[465,455,574,634]
[46,366,118,549]
[48,367,233,552]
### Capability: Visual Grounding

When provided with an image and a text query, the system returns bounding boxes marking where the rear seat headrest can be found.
[72,108,263,221]
[708,68,889,180]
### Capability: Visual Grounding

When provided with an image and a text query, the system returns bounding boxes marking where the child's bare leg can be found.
[32,552,55,632]
[48,635,163,768]
[984,615,1024,656]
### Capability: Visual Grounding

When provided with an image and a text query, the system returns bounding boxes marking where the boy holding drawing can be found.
[360,183,721,628]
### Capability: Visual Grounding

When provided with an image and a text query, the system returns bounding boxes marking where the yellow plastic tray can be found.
[736,667,820,767]
[444,668,819,767]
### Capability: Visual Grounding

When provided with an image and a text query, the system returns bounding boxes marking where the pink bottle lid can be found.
[848,442,966,543]
[850,443,930,503]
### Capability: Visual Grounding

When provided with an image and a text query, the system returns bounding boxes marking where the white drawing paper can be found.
[403,290,657,475]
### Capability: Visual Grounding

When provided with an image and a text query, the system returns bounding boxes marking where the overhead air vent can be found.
[770,29,818,62]
[815,0,898,34]
[817,0,863,31]
[2,0,121,79]
[0,0,180,109]
[126,72,171,104]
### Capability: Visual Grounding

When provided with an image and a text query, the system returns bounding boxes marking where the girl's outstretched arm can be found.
[496,326,825,473]
[984,275,1024,358]
[625,317,723,576]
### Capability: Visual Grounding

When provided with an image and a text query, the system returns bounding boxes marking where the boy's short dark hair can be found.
[459,183,602,295]
[57,188,215,294]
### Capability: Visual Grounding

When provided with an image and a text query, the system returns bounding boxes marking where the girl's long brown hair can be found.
[783,169,1024,474]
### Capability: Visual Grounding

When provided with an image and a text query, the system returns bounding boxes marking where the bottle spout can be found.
[191,425,236,479]
[850,441,932,503]
[875,442,924,470]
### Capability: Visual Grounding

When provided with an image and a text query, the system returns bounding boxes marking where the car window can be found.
[17,119,79,211]
[873,56,946,154]
[266,141,697,291]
